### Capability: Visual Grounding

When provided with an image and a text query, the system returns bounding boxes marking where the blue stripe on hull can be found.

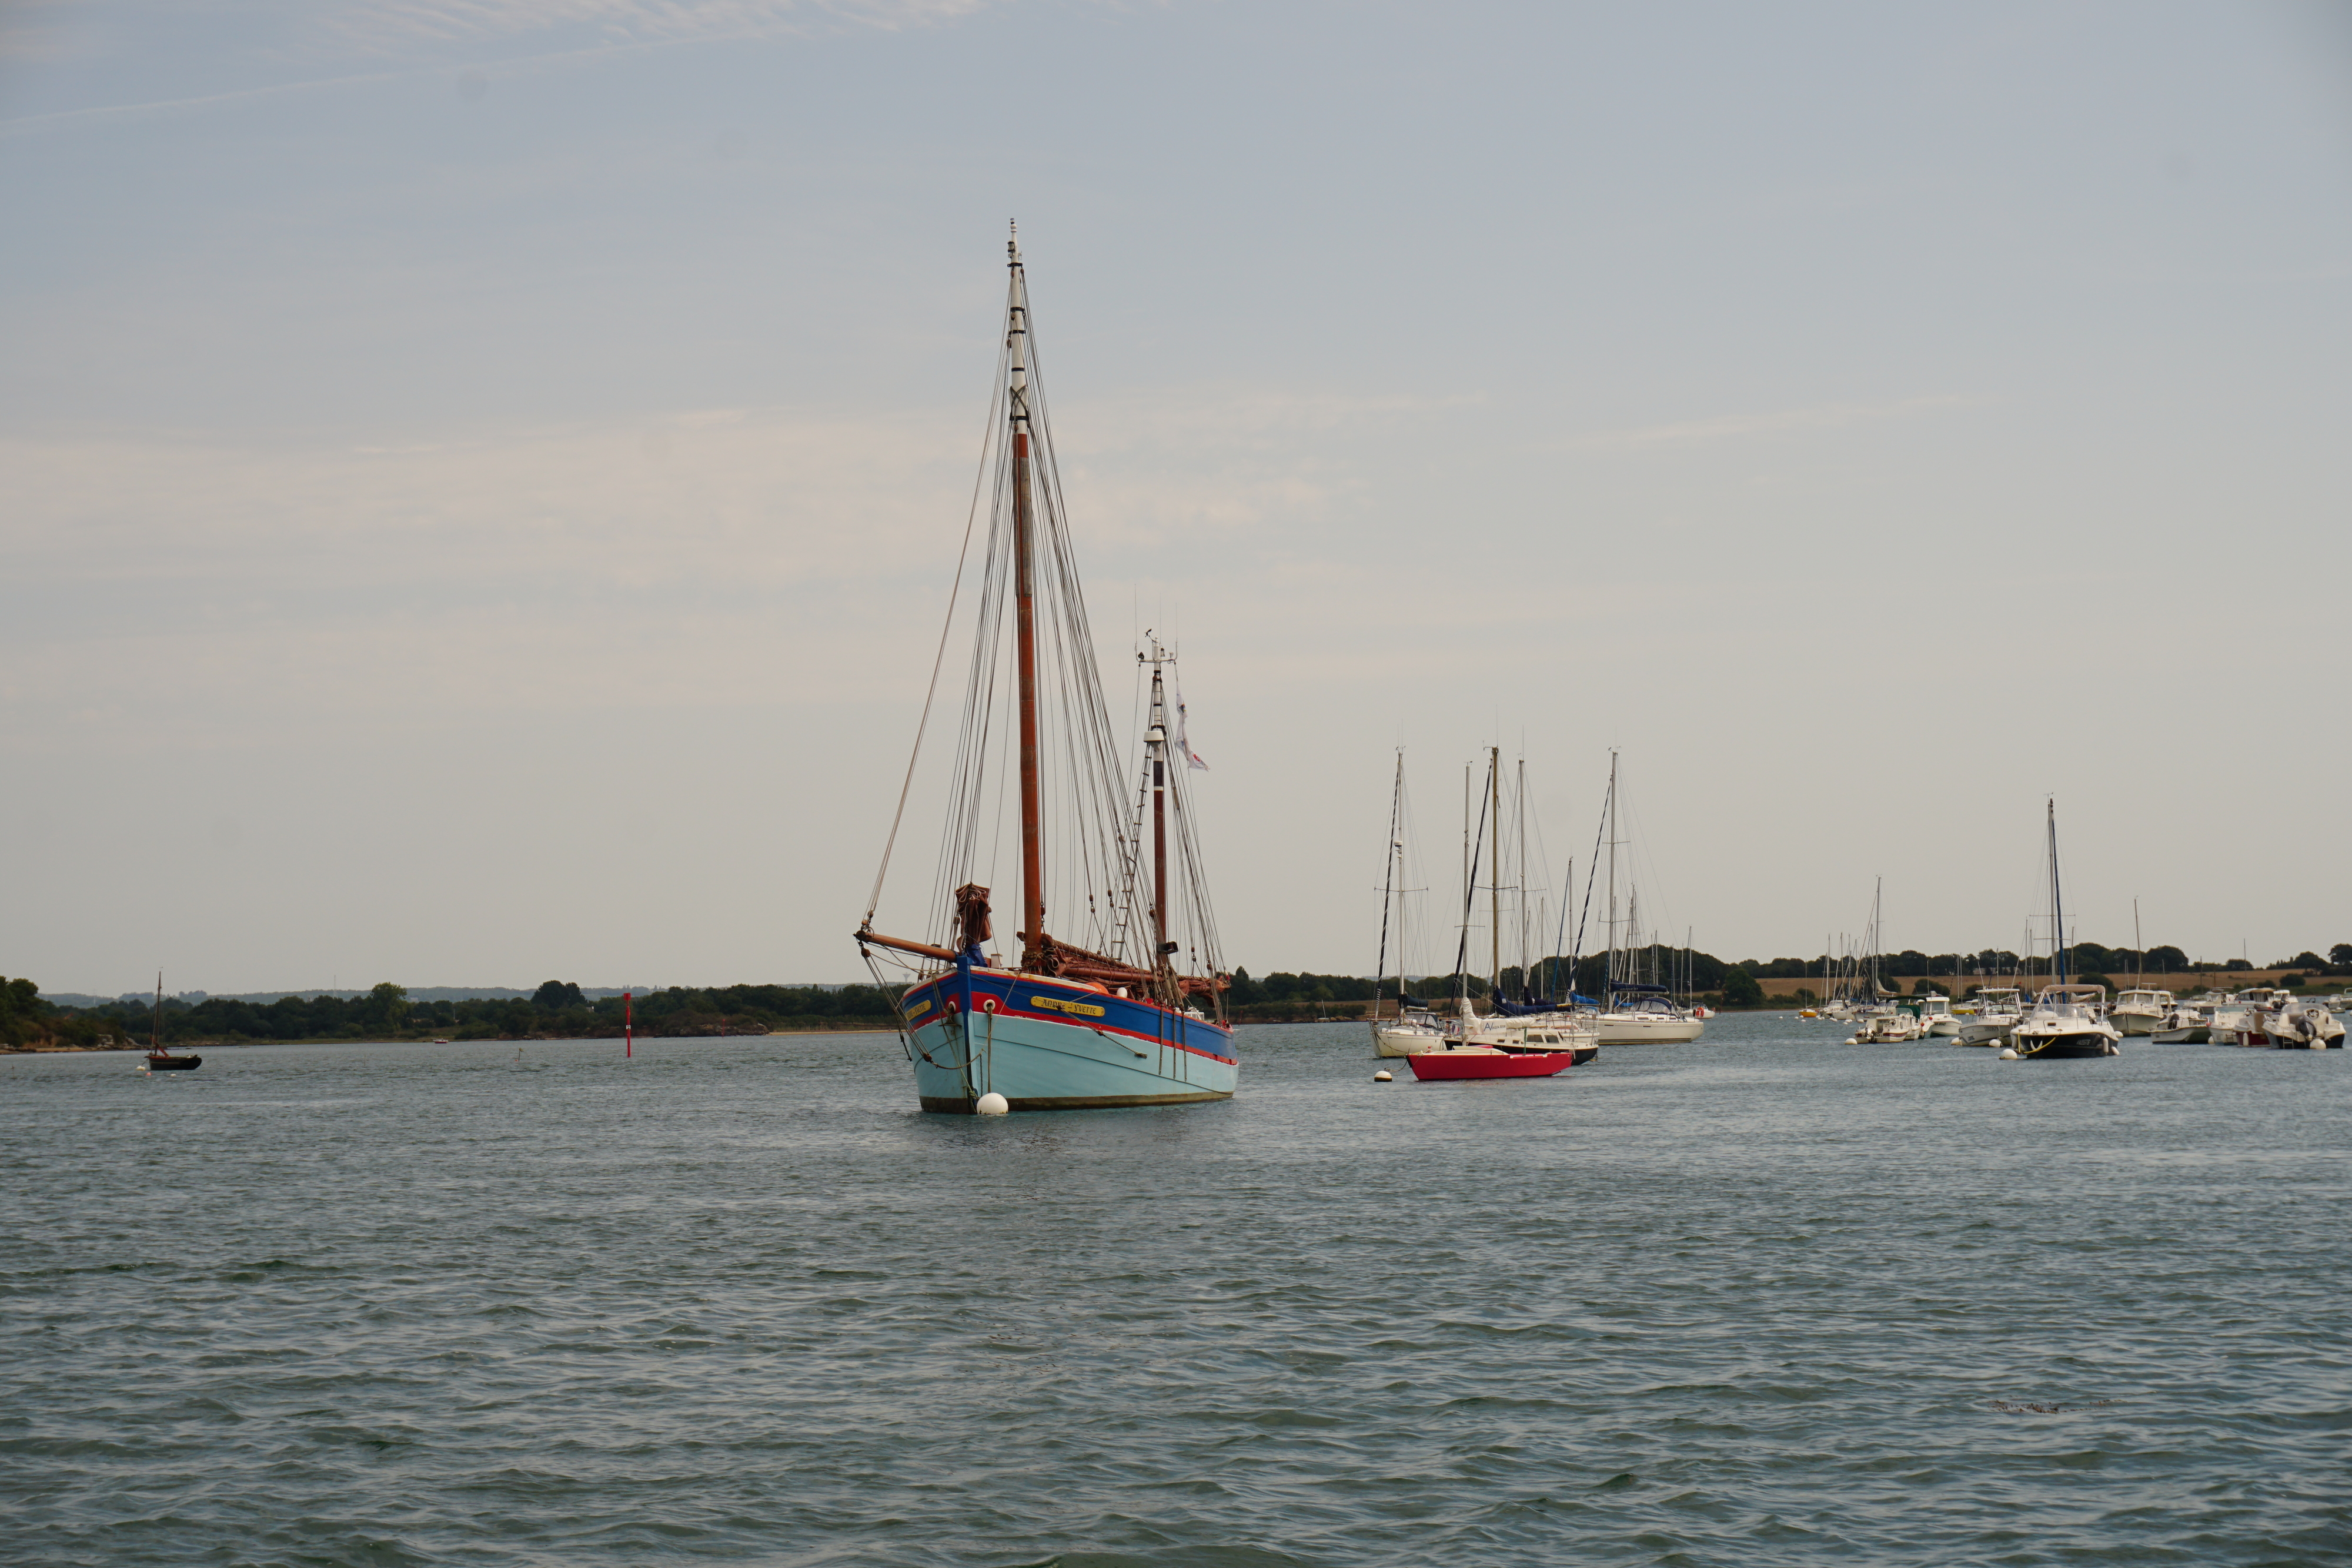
[903,974,1238,1112]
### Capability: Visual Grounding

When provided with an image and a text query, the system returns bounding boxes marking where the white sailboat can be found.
[1369,753,1444,1058]
[1589,754,1703,1045]
[2007,801,2120,1061]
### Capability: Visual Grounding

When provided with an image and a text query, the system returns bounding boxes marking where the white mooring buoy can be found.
[1372,1069,1393,1082]
[975,1092,1010,1115]
[1999,1048,2020,1060]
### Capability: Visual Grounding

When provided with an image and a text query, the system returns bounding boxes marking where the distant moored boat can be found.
[141,972,201,1071]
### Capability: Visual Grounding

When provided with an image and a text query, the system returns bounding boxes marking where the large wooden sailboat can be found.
[854,232,1237,1113]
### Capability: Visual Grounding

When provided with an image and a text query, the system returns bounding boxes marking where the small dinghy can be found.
[1405,1045,1574,1081]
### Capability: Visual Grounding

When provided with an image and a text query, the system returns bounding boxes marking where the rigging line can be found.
[1375,753,1402,991]
[1570,766,1609,991]
[867,301,1014,926]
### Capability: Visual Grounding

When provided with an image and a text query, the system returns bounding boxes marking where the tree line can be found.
[9,979,906,1045]
[11,940,2348,1048]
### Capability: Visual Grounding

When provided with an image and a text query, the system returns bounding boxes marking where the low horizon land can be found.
[34,937,2352,1012]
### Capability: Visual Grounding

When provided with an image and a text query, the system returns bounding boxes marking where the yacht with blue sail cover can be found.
[854,230,1237,1112]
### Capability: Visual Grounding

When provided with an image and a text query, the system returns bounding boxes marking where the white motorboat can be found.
[2209,989,2284,1047]
[1450,1009,1602,1065]
[2012,984,2122,1059]
[2260,995,2345,1049]
[1956,987,2024,1047]
[1915,993,1960,1036]
[2150,1000,2213,1044]
[1848,1010,1923,1044]
[2110,988,2173,1037]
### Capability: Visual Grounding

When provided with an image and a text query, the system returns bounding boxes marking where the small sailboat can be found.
[1405,1043,1575,1081]
[1587,754,1703,1045]
[854,232,1237,1112]
[143,974,201,1071]
[1369,752,1444,1058]
[2009,801,2120,1061]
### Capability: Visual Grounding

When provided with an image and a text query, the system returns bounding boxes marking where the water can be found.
[5,1018,2348,1566]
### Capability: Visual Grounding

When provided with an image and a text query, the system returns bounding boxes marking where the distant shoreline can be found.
[4,1023,906,1054]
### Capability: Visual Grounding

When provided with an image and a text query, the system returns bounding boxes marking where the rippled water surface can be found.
[6,1018,2350,1566]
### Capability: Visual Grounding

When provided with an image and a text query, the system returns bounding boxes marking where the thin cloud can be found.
[311,0,990,56]
[1566,394,1977,452]
[0,0,993,131]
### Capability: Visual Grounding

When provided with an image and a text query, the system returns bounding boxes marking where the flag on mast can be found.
[1172,681,1208,770]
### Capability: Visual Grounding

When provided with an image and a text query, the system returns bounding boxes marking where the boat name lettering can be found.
[1029,995,1107,1018]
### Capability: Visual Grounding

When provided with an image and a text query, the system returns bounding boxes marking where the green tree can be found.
[1720,968,1763,1008]
[365,982,410,1030]
[533,980,586,1009]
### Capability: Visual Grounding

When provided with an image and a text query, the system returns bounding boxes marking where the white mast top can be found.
[1007,223,1029,427]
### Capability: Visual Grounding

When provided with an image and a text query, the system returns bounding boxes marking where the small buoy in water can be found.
[975,1092,1009,1115]
[1373,1069,1392,1082]
[1999,1048,2020,1060]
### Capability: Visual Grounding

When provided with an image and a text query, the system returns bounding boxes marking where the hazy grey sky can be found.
[6,1,2349,994]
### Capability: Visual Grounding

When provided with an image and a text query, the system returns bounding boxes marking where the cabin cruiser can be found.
[1451,1009,1602,1065]
[2109,988,2173,1037]
[1956,988,2024,1047]
[1915,994,1960,1036]
[2150,999,2213,1044]
[1592,984,1705,1044]
[2010,985,2122,1059]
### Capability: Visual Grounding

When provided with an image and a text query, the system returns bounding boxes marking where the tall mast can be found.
[2049,797,2066,985]
[151,971,162,1053]
[1008,228,1046,958]
[1515,757,1528,997]
[1605,752,1619,998]
[1488,746,1501,1001]
[1378,751,1404,1017]
[1459,762,1471,1008]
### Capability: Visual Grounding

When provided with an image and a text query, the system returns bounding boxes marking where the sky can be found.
[5,0,2350,995]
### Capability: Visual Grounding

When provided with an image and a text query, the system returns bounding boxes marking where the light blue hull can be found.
[899,968,1238,1112]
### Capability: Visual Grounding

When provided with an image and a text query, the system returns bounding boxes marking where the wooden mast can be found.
[1008,229,1046,961]
[1150,655,1170,996]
